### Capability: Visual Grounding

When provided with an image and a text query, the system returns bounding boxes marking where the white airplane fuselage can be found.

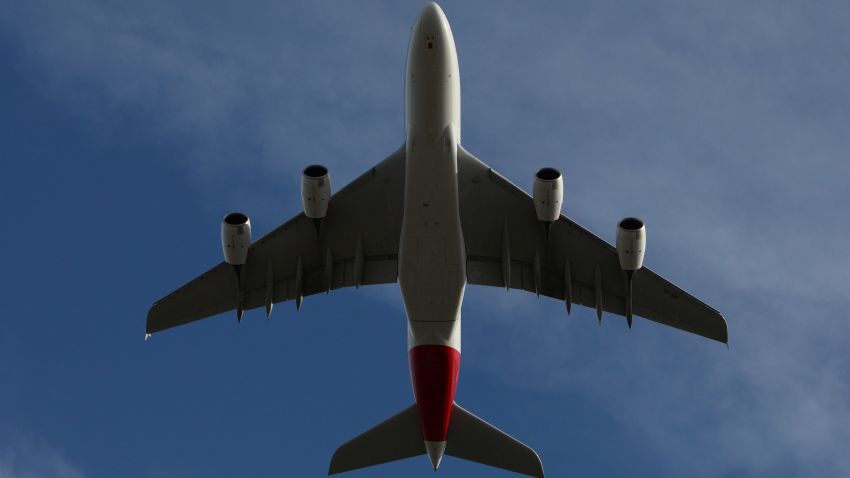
[398,2,464,465]
[145,4,724,474]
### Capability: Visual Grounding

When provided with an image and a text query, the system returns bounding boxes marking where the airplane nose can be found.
[417,2,447,27]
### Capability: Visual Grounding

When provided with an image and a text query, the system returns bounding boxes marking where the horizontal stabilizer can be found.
[446,403,544,478]
[328,404,425,475]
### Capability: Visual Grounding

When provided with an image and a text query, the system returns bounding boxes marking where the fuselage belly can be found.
[397,4,465,452]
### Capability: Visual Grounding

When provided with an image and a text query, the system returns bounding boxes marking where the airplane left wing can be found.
[146,146,406,334]
[457,145,727,343]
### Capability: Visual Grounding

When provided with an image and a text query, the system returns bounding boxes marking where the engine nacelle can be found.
[221,212,251,265]
[301,165,331,219]
[616,217,646,271]
[532,167,563,222]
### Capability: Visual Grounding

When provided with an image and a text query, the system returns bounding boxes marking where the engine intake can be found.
[221,212,251,265]
[532,167,563,222]
[616,217,646,271]
[301,164,331,219]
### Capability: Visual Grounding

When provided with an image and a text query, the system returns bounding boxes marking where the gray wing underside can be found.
[147,143,727,343]
[146,146,406,334]
[457,145,728,343]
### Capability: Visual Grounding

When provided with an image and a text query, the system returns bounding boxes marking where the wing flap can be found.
[457,145,727,343]
[146,146,405,334]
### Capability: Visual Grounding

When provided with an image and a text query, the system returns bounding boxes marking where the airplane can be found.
[146,3,728,477]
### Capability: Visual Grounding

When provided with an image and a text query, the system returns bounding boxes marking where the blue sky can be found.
[2,1,849,477]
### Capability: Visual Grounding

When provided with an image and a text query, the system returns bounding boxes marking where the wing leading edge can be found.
[457,145,728,343]
[146,146,406,334]
[148,143,727,343]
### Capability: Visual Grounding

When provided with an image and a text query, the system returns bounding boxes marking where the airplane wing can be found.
[146,146,406,334]
[457,145,728,343]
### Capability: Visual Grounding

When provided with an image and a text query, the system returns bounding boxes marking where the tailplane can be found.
[328,404,424,474]
[328,403,544,477]
[446,403,544,477]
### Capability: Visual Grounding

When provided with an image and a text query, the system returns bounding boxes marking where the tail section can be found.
[446,403,544,477]
[328,402,543,477]
[328,405,424,475]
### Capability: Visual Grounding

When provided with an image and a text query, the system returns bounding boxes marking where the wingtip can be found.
[717,313,729,347]
[145,305,157,335]
[327,451,341,476]
[144,312,159,336]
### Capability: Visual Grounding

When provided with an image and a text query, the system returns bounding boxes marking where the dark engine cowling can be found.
[301,165,331,219]
[221,212,251,265]
[532,167,563,222]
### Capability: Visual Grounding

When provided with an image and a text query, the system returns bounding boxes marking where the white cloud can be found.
[461,276,850,476]
[4,1,849,476]
[0,1,409,185]
[0,435,84,478]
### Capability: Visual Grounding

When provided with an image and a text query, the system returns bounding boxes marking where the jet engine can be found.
[532,167,563,222]
[221,212,251,265]
[616,217,646,271]
[301,165,331,219]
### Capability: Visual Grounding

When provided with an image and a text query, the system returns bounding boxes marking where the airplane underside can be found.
[146,3,727,477]
[331,4,545,475]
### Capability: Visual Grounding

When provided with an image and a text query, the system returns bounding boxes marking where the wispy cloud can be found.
[0,434,84,478]
[462,281,850,476]
[0,0,410,194]
[454,1,850,303]
[3,1,849,476]
[451,3,850,475]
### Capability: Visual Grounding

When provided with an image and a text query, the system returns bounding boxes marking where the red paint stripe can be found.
[409,344,460,442]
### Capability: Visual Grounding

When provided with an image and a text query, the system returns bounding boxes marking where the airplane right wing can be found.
[146,145,406,335]
[457,145,728,343]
